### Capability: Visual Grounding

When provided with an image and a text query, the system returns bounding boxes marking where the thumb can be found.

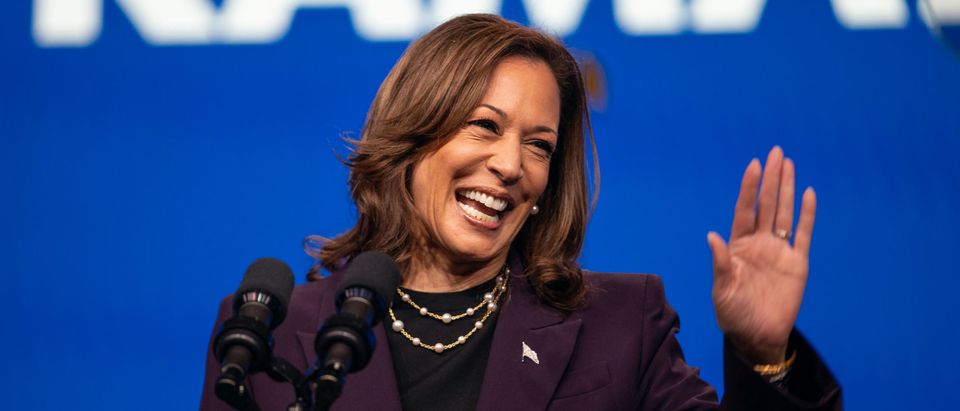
[706,231,732,283]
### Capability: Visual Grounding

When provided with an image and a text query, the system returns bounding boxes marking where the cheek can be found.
[524,160,552,199]
[409,160,438,211]
[411,155,455,214]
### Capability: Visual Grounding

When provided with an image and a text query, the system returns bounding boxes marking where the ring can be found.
[773,228,791,240]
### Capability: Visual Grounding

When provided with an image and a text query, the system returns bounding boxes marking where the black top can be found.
[386,277,502,411]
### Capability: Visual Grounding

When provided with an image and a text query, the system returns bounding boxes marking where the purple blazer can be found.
[201,267,842,410]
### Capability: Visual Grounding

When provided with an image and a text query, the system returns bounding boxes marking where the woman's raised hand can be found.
[706,146,817,364]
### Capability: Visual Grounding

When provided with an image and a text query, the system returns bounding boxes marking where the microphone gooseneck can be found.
[213,258,295,410]
[312,251,401,410]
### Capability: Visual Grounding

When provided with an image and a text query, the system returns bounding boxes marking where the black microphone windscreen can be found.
[336,251,401,304]
[236,257,295,310]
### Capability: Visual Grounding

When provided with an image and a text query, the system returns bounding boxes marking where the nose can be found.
[486,135,524,185]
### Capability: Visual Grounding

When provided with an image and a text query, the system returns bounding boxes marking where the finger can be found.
[730,158,761,239]
[756,146,784,232]
[794,187,817,255]
[707,231,732,283]
[775,157,796,238]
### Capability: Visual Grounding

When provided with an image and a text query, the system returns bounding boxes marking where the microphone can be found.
[312,251,401,409]
[213,258,295,407]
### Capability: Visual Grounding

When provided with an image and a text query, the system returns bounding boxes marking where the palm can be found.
[707,147,817,363]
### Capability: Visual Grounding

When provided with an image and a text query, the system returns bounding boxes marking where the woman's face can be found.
[410,57,560,268]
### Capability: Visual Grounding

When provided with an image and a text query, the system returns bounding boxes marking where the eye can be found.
[530,139,556,158]
[467,118,500,134]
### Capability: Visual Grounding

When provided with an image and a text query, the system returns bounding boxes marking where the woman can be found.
[202,14,841,410]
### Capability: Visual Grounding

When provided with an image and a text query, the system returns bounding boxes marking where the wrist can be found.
[729,336,788,365]
[752,350,797,386]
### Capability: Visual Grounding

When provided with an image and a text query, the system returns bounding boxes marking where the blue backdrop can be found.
[3,1,959,409]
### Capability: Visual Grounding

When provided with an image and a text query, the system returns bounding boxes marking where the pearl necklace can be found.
[388,268,510,353]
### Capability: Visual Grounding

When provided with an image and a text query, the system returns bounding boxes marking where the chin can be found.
[430,205,521,266]
[448,239,504,263]
[440,228,510,265]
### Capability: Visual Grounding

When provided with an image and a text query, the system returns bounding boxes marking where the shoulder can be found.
[572,271,677,342]
[582,270,663,289]
[293,275,337,304]
[581,271,667,311]
[281,275,339,330]
[550,271,686,403]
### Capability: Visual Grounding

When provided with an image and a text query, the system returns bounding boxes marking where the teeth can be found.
[458,201,500,223]
[460,190,508,212]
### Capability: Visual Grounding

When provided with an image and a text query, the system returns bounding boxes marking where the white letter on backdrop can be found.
[428,0,502,30]
[522,0,590,37]
[919,0,960,27]
[614,0,687,35]
[831,0,909,29]
[219,0,424,43]
[33,0,102,46]
[116,0,218,44]
[689,0,766,33]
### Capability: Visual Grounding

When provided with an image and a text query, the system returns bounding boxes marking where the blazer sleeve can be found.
[721,331,843,410]
[637,275,843,410]
[635,275,720,410]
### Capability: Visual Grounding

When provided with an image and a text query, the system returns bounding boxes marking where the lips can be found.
[456,189,511,225]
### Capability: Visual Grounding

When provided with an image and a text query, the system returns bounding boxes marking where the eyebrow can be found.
[480,103,507,119]
[479,103,558,136]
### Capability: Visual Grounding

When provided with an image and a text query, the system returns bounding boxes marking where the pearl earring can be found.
[530,205,540,215]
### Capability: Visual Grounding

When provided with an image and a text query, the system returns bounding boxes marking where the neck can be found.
[402,253,507,292]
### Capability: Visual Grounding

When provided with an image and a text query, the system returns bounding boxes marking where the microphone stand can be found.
[218,354,314,411]
[304,361,346,411]
[266,357,313,411]
[215,374,260,411]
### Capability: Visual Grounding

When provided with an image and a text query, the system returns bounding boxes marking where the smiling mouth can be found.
[456,189,509,224]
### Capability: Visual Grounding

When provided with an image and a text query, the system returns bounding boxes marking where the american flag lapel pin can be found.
[521,341,540,364]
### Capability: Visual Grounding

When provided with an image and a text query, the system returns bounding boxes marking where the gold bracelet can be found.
[752,350,797,376]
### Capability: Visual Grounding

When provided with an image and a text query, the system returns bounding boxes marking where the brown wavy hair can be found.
[308,14,599,314]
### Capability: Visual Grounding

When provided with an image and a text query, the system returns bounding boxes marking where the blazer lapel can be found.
[475,266,583,411]
[296,275,403,411]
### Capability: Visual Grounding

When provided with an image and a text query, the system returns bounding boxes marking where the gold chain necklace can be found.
[388,267,510,353]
